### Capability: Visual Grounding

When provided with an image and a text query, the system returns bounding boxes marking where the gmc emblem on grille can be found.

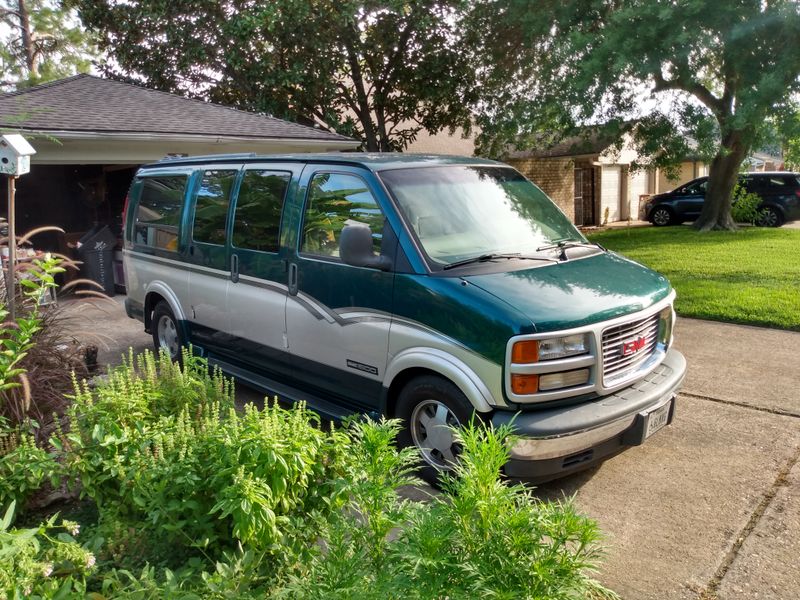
[621,336,647,356]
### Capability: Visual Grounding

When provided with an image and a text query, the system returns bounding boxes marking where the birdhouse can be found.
[0,134,36,177]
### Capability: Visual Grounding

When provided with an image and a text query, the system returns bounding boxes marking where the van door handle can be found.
[230,254,239,283]
[288,262,298,296]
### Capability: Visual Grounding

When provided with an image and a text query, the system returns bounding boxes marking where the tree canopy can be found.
[1,0,95,91]
[73,0,478,151]
[471,0,800,230]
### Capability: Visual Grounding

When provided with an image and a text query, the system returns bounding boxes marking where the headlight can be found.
[511,333,590,363]
[537,333,590,360]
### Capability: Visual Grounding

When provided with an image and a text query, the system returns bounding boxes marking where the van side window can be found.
[134,175,187,252]
[232,170,291,252]
[192,170,237,245]
[301,173,384,258]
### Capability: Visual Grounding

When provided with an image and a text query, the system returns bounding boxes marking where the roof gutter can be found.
[0,127,359,147]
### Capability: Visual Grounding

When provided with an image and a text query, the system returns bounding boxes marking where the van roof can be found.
[140,152,504,172]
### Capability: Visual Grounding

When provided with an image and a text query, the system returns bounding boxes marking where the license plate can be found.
[645,401,671,438]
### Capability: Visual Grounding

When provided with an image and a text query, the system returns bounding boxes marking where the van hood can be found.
[463,252,672,333]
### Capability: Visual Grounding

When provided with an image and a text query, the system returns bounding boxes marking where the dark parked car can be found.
[644,172,800,227]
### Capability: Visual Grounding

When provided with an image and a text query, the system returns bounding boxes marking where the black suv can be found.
[644,172,800,227]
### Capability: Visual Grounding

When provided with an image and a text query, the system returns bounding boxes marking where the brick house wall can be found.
[507,157,576,223]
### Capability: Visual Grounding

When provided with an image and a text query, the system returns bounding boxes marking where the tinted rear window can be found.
[133,175,187,252]
[232,170,291,252]
[749,175,800,191]
[192,170,238,245]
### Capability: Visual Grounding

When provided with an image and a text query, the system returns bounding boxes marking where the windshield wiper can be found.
[442,253,557,271]
[536,239,605,259]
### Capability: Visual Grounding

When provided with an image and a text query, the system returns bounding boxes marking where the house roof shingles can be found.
[0,74,353,143]
[505,129,621,160]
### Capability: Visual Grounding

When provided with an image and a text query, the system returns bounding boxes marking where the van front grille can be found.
[601,313,660,386]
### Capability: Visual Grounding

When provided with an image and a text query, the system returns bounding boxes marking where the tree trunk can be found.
[693,130,748,231]
[375,102,392,151]
[18,0,37,78]
[343,35,379,152]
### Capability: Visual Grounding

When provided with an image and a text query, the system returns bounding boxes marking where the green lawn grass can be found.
[587,226,800,331]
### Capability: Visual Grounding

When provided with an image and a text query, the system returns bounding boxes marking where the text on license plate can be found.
[645,401,671,438]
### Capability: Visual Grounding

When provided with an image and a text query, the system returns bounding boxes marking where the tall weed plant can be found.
[281,418,617,600]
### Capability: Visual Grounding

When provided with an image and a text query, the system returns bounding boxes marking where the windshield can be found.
[379,165,586,267]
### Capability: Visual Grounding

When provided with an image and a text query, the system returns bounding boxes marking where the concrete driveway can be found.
[63,297,800,599]
[537,319,800,599]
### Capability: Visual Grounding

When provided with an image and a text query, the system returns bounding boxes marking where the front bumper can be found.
[492,348,686,483]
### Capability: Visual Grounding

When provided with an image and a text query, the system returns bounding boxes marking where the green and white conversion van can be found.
[123,153,686,482]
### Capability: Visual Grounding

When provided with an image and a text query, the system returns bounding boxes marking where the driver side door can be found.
[284,167,395,411]
[676,178,707,220]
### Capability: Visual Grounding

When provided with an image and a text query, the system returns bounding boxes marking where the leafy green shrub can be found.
[40,350,615,598]
[282,419,617,600]
[64,350,346,567]
[0,501,96,599]
[731,184,763,225]
[0,426,58,512]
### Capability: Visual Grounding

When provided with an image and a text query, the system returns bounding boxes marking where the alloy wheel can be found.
[758,207,779,227]
[652,208,671,226]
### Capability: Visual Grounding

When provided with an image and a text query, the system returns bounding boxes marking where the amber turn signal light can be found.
[511,374,538,395]
[511,340,538,363]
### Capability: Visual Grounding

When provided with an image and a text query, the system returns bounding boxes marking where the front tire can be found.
[395,375,476,484]
[152,301,183,362]
[650,207,674,226]
[757,206,783,228]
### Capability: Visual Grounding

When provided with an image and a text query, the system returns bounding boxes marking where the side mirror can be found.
[340,223,392,271]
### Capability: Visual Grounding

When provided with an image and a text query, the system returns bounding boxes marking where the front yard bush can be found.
[731,183,763,225]
[63,349,346,568]
[0,348,616,598]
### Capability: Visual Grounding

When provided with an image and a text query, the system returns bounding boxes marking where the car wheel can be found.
[650,207,674,226]
[395,375,477,485]
[152,301,183,362]
[757,206,783,228]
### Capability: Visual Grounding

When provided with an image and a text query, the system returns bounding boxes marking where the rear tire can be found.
[151,301,183,362]
[650,207,674,226]
[395,375,477,485]
[757,206,783,228]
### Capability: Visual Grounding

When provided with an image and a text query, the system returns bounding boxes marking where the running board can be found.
[208,356,367,422]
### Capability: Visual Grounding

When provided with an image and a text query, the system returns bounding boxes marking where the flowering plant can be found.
[0,500,95,598]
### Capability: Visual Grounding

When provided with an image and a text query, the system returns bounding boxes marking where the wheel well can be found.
[385,367,444,418]
[761,202,785,217]
[143,292,166,333]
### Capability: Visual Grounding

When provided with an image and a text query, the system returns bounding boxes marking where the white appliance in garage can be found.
[628,169,650,220]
